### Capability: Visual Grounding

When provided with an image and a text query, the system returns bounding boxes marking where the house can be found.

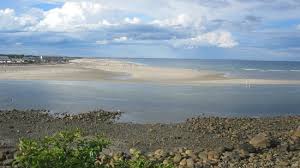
[0,56,11,64]
[11,58,24,63]
[23,56,37,63]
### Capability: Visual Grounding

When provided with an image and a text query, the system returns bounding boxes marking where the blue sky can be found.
[1,0,300,60]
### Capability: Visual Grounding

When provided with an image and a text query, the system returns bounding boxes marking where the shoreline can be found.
[0,58,299,85]
[0,110,299,167]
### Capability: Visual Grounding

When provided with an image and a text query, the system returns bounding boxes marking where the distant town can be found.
[0,54,72,64]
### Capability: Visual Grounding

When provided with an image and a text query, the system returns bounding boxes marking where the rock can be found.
[0,151,4,161]
[185,150,197,159]
[294,126,300,137]
[291,161,299,168]
[5,152,14,160]
[186,158,194,168]
[239,143,256,154]
[154,149,166,158]
[185,149,193,156]
[179,158,187,166]
[129,148,141,156]
[225,151,241,162]
[198,151,208,162]
[249,133,270,149]
[278,161,290,167]
[162,159,169,165]
[279,142,289,152]
[3,159,14,166]
[173,154,182,163]
[207,151,220,161]
[218,144,234,153]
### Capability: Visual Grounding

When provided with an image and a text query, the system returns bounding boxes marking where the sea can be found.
[1,58,300,123]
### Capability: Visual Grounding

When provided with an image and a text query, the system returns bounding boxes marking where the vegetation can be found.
[14,130,174,168]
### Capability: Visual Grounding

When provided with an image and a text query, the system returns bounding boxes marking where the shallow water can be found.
[1,80,300,123]
[118,58,300,80]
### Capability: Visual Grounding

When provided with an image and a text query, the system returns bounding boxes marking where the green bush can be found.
[14,130,174,168]
[14,130,110,168]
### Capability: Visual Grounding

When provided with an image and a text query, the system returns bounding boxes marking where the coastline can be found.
[0,58,300,85]
[0,110,299,167]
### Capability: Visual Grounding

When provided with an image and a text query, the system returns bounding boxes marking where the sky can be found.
[0,0,300,60]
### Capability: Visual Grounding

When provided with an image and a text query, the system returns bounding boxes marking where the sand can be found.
[0,58,300,85]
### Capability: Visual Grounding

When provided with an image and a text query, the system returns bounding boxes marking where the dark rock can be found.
[239,143,256,153]
[0,151,4,161]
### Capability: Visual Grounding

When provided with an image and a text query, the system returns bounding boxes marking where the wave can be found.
[242,68,300,72]
[242,68,262,71]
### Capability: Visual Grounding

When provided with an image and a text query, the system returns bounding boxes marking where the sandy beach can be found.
[0,58,300,85]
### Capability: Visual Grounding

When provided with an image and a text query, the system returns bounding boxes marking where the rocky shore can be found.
[0,110,299,167]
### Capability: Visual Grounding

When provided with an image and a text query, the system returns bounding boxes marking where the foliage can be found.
[14,129,110,168]
[113,150,174,168]
[14,130,174,168]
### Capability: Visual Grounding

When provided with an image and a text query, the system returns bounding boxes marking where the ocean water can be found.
[118,58,300,80]
[1,59,300,123]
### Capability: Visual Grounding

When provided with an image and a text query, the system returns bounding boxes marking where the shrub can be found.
[14,129,110,168]
[112,149,174,168]
[14,130,174,168]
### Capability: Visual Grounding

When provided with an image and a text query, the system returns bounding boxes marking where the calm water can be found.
[1,59,300,123]
[118,58,300,80]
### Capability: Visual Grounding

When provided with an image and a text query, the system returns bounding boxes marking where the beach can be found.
[1,58,300,85]
[0,59,300,167]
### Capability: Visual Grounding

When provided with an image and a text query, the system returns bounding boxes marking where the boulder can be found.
[249,133,270,149]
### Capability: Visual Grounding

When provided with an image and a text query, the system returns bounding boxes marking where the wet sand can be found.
[0,58,300,85]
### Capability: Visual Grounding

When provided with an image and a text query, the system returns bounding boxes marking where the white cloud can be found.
[173,31,238,48]
[124,17,141,24]
[96,36,128,45]
[113,36,128,42]
[95,40,109,45]
[152,14,203,29]
[0,8,38,31]
[34,1,110,32]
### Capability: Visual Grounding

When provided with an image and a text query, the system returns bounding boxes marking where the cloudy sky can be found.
[1,0,300,60]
